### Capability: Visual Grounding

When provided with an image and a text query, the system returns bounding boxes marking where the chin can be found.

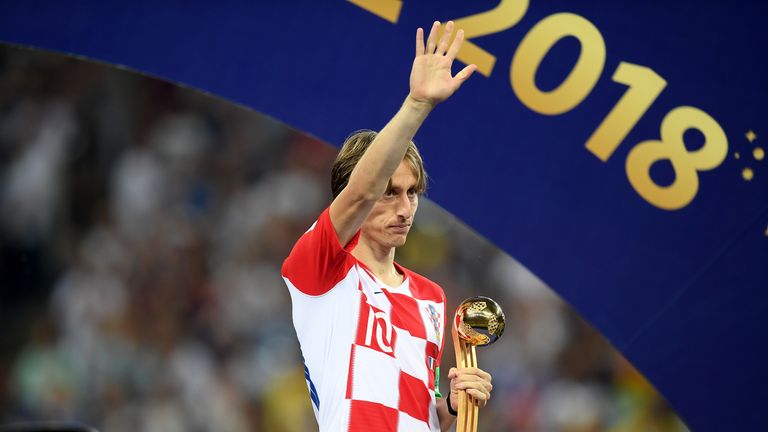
[392,236,408,248]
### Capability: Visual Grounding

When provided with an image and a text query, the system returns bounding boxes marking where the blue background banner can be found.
[1,1,766,429]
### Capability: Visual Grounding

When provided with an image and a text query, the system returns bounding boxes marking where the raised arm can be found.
[329,21,476,245]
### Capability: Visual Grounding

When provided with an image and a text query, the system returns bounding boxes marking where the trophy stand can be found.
[451,296,505,432]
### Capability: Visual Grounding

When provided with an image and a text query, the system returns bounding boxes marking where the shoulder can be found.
[283,206,359,266]
[282,207,360,296]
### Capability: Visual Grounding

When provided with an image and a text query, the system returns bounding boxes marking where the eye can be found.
[407,188,417,198]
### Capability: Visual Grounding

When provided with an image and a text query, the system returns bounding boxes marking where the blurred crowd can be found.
[0,44,687,431]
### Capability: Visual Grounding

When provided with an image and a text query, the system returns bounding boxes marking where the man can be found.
[282,21,493,431]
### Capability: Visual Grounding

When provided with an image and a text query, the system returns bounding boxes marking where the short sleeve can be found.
[282,206,361,296]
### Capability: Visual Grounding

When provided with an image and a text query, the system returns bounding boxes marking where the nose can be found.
[395,192,413,220]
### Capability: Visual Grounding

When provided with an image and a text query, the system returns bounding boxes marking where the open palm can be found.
[409,21,477,106]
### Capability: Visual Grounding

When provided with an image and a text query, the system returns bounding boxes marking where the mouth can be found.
[389,224,411,234]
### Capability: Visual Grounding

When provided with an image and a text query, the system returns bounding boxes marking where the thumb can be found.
[454,64,477,85]
[448,367,458,379]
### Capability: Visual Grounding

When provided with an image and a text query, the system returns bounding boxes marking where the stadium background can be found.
[0,45,687,431]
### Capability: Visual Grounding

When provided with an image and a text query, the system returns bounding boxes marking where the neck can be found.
[351,236,401,283]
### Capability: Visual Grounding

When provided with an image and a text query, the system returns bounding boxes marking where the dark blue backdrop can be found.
[1,1,766,430]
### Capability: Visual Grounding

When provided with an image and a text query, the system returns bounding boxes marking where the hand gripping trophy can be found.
[452,296,505,431]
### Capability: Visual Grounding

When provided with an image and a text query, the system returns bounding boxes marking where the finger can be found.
[415,27,425,56]
[459,367,492,382]
[471,397,487,408]
[466,388,490,401]
[464,382,491,398]
[456,379,493,393]
[426,21,440,54]
[455,367,491,378]
[454,378,493,397]
[454,64,477,85]
[469,394,487,408]
[446,29,464,60]
[453,373,486,384]
[435,21,454,56]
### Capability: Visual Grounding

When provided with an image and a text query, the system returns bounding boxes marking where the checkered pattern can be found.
[283,208,447,431]
[345,265,445,431]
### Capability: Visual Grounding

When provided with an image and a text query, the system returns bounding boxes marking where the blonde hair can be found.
[331,130,427,198]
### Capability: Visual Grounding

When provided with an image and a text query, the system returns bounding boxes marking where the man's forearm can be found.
[436,396,456,431]
[343,20,473,203]
[346,96,432,199]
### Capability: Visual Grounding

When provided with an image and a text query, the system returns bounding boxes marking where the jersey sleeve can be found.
[282,206,361,296]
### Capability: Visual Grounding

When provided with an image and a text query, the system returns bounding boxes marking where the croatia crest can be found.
[426,304,442,342]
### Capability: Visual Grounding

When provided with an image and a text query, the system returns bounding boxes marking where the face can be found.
[361,161,419,249]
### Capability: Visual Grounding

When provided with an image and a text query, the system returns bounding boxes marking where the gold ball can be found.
[454,296,505,347]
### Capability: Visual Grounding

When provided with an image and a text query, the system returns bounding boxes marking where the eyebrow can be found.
[388,184,417,191]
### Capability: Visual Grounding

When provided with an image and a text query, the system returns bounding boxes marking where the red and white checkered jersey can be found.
[282,207,447,432]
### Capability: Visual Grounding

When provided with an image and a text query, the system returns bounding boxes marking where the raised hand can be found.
[409,21,477,107]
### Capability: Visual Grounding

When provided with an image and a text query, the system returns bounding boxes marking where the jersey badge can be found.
[426,304,441,342]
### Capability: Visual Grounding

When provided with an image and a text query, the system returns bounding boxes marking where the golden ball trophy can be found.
[452,296,505,432]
